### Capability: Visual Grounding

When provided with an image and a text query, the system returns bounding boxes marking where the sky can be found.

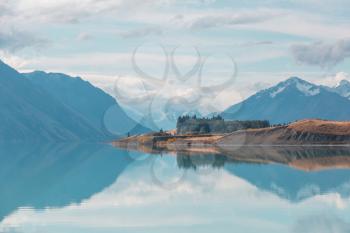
[1,0,350,122]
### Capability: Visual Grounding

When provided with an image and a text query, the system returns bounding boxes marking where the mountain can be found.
[222,77,350,124]
[0,60,149,142]
[323,79,350,99]
[0,60,106,142]
[24,71,150,137]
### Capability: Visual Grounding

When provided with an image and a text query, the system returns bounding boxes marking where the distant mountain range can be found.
[0,60,149,142]
[3,57,350,142]
[223,77,350,124]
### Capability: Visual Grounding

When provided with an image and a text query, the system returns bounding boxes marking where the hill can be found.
[217,119,350,145]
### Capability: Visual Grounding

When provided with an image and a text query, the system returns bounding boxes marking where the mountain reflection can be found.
[0,143,133,222]
[174,146,350,201]
[3,143,350,228]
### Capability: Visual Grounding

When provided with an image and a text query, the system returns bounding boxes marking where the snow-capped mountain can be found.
[268,77,320,98]
[326,79,350,99]
[222,77,350,124]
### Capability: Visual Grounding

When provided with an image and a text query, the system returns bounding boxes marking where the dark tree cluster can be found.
[177,114,223,124]
[270,122,291,127]
[176,115,270,135]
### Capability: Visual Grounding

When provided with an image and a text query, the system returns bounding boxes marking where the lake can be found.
[1,143,350,233]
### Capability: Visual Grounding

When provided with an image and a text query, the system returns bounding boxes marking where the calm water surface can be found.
[1,143,350,233]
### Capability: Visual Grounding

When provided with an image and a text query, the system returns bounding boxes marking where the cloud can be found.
[189,10,281,30]
[292,215,350,233]
[0,2,49,52]
[119,27,163,39]
[246,81,272,93]
[291,39,350,68]
[12,0,209,25]
[0,30,48,52]
[240,40,273,47]
[76,32,93,41]
[0,51,30,70]
[0,1,15,17]
[317,72,350,86]
[288,0,350,15]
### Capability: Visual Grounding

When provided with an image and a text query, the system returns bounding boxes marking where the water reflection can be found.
[1,144,350,232]
[175,146,350,201]
[0,143,133,222]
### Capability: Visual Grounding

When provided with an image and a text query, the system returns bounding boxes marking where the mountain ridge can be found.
[222,76,350,124]
[0,60,149,142]
[0,60,106,142]
[24,70,150,138]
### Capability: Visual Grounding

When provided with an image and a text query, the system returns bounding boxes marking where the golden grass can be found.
[288,119,350,135]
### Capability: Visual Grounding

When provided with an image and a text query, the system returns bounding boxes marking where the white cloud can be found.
[0,30,48,52]
[189,9,282,30]
[0,2,48,52]
[15,0,156,24]
[118,26,163,39]
[292,214,350,233]
[317,72,350,87]
[76,32,93,41]
[0,51,31,70]
[12,52,171,74]
[289,0,350,15]
[11,0,214,25]
[0,1,14,16]
[244,11,350,40]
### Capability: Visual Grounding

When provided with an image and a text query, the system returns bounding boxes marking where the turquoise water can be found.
[1,144,350,233]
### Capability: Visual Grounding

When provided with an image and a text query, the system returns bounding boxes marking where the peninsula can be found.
[114,116,350,149]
